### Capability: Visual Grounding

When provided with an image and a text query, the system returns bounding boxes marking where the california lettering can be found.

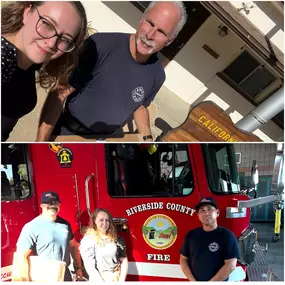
[198,115,238,142]
[125,202,195,216]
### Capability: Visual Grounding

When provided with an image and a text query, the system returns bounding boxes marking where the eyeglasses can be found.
[34,7,75,53]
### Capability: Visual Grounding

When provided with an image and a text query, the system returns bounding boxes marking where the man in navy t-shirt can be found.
[37,1,188,141]
[180,197,240,281]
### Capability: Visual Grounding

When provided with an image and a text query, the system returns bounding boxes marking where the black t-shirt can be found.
[180,226,240,281]
[1,37,40,120]
[67,32,166,133]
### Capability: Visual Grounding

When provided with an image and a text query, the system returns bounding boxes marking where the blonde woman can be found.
[1,1,88,141]
[79,208,128,282]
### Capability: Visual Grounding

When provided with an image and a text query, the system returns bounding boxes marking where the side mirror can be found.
[251,160,259,186]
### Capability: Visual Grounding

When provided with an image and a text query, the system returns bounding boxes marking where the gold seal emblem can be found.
[142,214,177,250]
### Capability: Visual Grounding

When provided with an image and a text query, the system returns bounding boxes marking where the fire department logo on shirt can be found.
[208,242,219,252]
[142,214,177,250]
[132,86,145,103]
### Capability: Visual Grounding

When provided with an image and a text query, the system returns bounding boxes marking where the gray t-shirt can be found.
[16,215,74,280]
[79,234,126,281]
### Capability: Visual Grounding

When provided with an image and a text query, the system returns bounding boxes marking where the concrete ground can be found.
[252,222,284,281]
[7,84,190,142]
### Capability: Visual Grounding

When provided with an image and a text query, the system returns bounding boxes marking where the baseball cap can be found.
[195,197,218,211]
[40,191,60,204]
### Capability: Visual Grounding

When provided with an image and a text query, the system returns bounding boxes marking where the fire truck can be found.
[1,143,270,281]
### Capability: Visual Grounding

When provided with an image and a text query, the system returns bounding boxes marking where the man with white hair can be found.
[37,1,187,141]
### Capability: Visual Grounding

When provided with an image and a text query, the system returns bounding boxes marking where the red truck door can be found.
[95,144,204,281]
[1,144,39,281]
[30,144,99,240]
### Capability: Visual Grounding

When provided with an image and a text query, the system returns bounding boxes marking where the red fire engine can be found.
[1,143,259,281]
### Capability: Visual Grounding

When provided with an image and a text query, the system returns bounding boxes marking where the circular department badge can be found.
[142,214,177,250]
[132,86,145,103]
[208,242,219,252]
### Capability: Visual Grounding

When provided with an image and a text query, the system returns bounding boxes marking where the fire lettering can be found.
[146,254,170,261]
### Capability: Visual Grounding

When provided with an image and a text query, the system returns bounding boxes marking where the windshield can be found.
[202,144,240,194]
[106,144,194,197]
[1,144,31,201]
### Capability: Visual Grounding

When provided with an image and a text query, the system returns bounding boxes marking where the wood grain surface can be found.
[161,101,262,142]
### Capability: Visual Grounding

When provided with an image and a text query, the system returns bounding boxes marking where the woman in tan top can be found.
[79,208,128,282]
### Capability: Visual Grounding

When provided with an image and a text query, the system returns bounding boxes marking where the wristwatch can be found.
[143,135,153,141]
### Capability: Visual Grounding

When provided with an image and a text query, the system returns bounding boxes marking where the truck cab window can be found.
[202,144,240,194]
[1,144,31,201]
[106,144,194,197]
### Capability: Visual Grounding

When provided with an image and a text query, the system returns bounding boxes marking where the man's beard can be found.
[47,206,59,213]
[136,35,156,54]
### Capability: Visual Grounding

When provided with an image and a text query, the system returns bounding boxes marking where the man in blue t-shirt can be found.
[37,1,188,142]
[180,197,240,281]
[16,191,83,281]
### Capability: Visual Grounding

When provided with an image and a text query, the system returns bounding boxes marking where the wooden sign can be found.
[160,101,262,142]
[12,253,66,282]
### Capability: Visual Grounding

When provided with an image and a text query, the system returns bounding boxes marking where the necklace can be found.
[97,235,110,247]
[100,236,109,241]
